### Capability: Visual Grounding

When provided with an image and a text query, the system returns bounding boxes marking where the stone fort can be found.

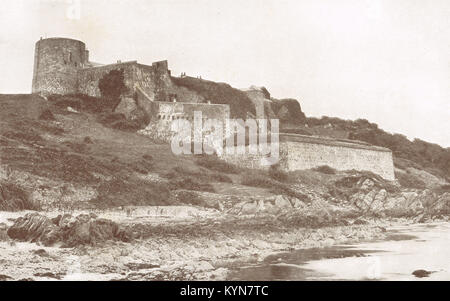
[32,37,395,181]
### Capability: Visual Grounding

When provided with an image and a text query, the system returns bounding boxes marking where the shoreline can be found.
[2,209,439,281]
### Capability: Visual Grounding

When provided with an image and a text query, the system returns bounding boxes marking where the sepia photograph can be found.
[0,0,449,288]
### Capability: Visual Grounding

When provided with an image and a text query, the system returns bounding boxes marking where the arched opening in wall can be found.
[158,115,161,120]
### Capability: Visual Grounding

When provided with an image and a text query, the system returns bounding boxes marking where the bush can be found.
[165,165,232,185]
[432,184,450,194]
[98,69,129,110]
[39,109,55,121]
[169,177,215,192]
[175,191,211,207]
[269,165,289,182]
[313,165,337,175]
[241,172,274,188]
[195,155,241,174]
[0,182,40,211]
[241,171,310,202]
[63,141,89,153]
[48,94,121,113]
[98,112,142,131]
[50,95,82,111]
[3,129,43,143]
[210,173,233,183]
[280,128,312,135]
[129,159,154,175]
[142,154,153,161]
[83,137,93,144]
[276,209,338,228]
[90,177,172,208]
[395,171,427,189]
[98,111,148,132]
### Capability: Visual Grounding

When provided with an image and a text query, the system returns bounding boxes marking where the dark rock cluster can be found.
[7,213,132,247]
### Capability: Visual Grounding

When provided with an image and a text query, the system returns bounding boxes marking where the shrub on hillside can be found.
[241,171,310,202]
[169,177,215,193]
[395,171,427,189]
[3,129,43,143]
[269,165,289,182]
[129,159,154,175]
[49,95,82,111]
[195,155,241,174]
[276,210,338,228]
[142,154,153,161]
[210,173,233,183]
[48,93,123,114]
[241,172,274,188]
[38,109,55,121]
[98,69,129,110]
[175,191,213,208]
[432,184,450,194]
[98,112,142,131]
[0,182,40,211]
[313,165,337,175]
[280,128,312,136]
[166,165,232,185]
[90,177,172,208]
[83,137,93,144]
[63,141,89,153]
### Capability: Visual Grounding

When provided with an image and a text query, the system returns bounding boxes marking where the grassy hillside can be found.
[1,93,448,212]
[0,94,282,210]
[301,116,450,184]
[171,76,256,119]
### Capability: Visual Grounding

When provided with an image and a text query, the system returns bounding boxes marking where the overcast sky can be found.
[0,0,449,147]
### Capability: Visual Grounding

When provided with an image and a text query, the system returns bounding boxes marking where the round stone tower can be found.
[32,37,89,95]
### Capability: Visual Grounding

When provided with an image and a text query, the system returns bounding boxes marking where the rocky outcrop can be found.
[7,213,132,247]
[343,177,450,217]
[228,173,449,220]
[229,195,308,215]
[242,86,306,124]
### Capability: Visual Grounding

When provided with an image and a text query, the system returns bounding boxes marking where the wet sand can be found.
[229,222,450,281]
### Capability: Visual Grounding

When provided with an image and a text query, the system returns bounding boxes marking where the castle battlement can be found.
[31,37,395,181]
[32,37,171,100]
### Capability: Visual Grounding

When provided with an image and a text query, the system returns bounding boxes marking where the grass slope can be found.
[0,94,277,210]
[171,76,256,119]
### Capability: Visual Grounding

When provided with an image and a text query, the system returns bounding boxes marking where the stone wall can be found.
[152,101,230,122]
[139,101,231,144]
[32,38,87,95]
[219,144,288,170]
[32,37,206,106]
[77,60,173,101]
[219,134,395,180]
[282,135,395,180]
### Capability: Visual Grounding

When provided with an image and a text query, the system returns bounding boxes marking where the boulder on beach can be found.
[7,213,132,247]
[412,269,434,278]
